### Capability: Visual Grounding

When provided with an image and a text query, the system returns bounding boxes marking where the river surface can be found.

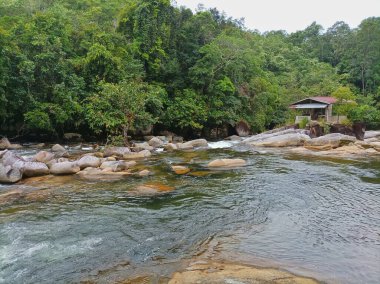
[0,144,379,283]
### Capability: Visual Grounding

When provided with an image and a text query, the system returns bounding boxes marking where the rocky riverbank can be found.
[1,129,379,184]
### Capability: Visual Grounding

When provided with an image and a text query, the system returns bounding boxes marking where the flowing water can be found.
[0,144,379,283]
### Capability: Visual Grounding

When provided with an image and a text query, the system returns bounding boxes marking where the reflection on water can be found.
[0,149,379,284]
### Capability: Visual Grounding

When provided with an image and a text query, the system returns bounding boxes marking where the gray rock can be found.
[163,143,178,151]
[248,133,311,147]
[133,142,154,152]
[0,164,22,183]
[77,156,101,169]
[34,151,55,163]
[173,136,184,143]
[20,162,49,177]
[364,131,380,139]
[304,133,356,149]
[103,147,131,157]
[0,138,11,149]
[100,160,136,172]
[176,143,193,150]
[50,162,80,175]
[148,137,163,148]
[182,139,208,148]
[123,150,151,159]
[52,144,66,152]
[0,138,22,150]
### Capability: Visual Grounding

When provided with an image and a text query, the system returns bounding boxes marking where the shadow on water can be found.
[0,148,379,283]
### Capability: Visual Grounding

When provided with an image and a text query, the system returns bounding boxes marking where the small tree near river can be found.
[85,81,164,145]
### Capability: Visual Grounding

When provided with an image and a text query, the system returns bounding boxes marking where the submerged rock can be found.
[132,183,175,195]
[208,159,247,168]
[171,165,190,175]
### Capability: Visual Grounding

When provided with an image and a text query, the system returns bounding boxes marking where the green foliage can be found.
[332,86,357,117]
[85,80,164,144]
[164,89,207,131]
[0,0,379,139]
[349,105,380,129]
[299,117,310,129]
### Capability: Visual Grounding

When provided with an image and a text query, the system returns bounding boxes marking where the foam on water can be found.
[208,141,238,149]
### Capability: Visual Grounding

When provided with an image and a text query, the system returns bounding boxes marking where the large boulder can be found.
[176,143,193,150]
[208,159,247,168]
[20,162,49,177]
[133,142,154,152]
[235,121,251,137]
[123,150,151,159]
[164,143,178,151]
[50,162,80,175]
[34,151,55,163]
[51,144,66,152]
[148,137,164,148]
[243,128,304,144]
[182,139,208,148]
[0,164,23,183]
[77,156,101,169]
[0,138,22,150]
[248,133,310,147]
[103,147,131,157]
[304,133,356,149]
[100,160,136,172]
[364,131,380,139]
[0,138,11,149]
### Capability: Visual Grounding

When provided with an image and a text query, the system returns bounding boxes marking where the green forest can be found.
[1,0,379,142]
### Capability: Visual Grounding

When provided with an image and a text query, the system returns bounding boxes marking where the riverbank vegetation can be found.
[1,0,379,142]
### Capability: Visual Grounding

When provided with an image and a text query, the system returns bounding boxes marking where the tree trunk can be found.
[123,125,129,146]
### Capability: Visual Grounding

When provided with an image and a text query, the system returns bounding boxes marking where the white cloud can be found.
[174,0,380,33]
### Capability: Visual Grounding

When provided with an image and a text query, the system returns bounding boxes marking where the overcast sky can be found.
[174,0,380,33]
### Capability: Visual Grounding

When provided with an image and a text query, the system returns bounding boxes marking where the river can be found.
[0,143,379,283]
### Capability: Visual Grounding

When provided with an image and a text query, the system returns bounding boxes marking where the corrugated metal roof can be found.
[290,96,336,106]
[311,96,337,104]
[291,103,328,109]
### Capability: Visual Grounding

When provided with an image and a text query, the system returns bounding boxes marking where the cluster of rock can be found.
[243,128,380,156]
[1,136,242,184]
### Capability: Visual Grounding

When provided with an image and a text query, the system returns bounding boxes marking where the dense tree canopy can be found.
[0,0,379,142]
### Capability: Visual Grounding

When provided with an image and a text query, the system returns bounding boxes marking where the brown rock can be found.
[168,261,318,284]
[34,151,55,163]
[208,159,247,168]
[171,165,190,175]
[235,120,251,136]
